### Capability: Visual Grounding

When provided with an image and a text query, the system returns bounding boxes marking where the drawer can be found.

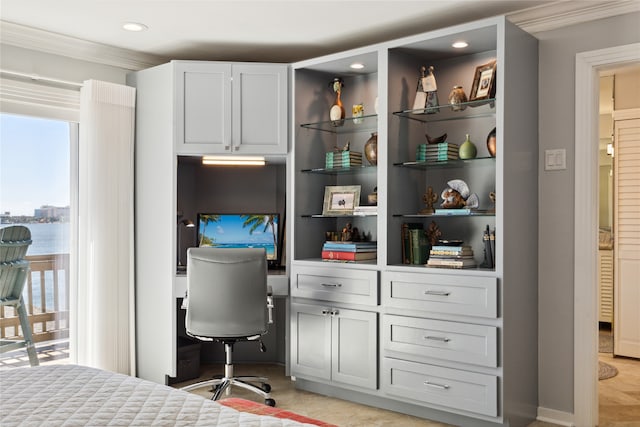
[291,266,378,306]
[382,358,497,417]
[383,315,497,367]
[382,271,497,318]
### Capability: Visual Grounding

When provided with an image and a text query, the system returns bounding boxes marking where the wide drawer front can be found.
[383,358,498,417]
[382,271,497,318]
[383,315,497,367]
[291,266,378,306]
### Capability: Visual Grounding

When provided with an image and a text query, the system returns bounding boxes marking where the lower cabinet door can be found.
[291,303,378,390]
[290,303,332,380]
[332,308,378,390]
[383,358,498,417]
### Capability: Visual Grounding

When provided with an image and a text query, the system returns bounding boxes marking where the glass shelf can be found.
[300,114,378,133]
[392,98,495,123]
[393,210,495,218]
[303,213,378,218]
[394,157,495,170]
[302,165,376,174]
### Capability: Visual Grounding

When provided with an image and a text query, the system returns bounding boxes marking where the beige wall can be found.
[614,67,640,110]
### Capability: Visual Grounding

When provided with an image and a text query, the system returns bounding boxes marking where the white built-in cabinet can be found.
[127,60,288,385]
[290,16,538,426]
[175,61,288,155]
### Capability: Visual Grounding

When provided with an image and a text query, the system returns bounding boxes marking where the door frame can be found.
[574,42,640,427]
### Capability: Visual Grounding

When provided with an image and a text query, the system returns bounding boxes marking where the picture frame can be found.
[322,185,361,215]
[469,60,497,102]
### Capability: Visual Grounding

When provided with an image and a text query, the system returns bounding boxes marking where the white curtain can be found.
[72,80,136,375]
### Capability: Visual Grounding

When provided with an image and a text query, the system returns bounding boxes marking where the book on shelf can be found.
[434,208,473,215]
[401,223,423,264]
[410,228,429,265]
[430,244,472,252]
[353,205,378,215]
[323,241,377,252]
[321,250,377,261]
[426,258,477,269]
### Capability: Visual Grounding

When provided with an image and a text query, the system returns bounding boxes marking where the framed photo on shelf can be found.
[469,60,497,102]
[322,185,361,215]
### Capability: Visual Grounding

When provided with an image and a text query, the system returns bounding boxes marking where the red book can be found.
[321,250,377,261]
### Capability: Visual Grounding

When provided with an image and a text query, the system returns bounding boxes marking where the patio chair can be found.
[0,225,39,366]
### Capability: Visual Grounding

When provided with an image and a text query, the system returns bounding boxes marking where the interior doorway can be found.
[574,43,640,427]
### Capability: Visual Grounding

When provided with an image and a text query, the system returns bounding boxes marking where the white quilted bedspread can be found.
[0,364,314,426]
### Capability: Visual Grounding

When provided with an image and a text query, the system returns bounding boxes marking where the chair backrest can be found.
[185,247,268,340]
[0,226,32,302]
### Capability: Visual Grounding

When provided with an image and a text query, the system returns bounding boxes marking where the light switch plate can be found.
[545,149,566,170]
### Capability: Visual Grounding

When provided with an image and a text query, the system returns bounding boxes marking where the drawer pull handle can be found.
[424,381,450,390]
[424,336,451,342]
[424,290,450,296]
[321,283,342,288]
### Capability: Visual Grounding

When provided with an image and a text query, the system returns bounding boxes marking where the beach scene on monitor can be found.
[197,214,278,261]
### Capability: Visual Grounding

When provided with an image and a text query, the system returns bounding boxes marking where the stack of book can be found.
[401,223,429,265]
[325,151,363,168]
[426,244,477,269]
[321,241,377,262]
[416,142,459,162]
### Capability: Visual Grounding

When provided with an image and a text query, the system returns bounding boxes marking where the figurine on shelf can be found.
[341,222,360,242]
[419,186,438,214]
[422,66,440,114]
[440,179,479,209]
[329,77,345,127]
[488,191,496,213]
[425,221,442,246]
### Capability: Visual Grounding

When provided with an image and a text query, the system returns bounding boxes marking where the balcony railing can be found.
[0,253,70,344]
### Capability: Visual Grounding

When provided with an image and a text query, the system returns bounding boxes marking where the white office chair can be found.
[180,247,275,406]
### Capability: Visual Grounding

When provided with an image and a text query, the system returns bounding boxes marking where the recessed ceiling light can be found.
[122,22,148,32]
[452,41,469,49]
[350,62,365,70]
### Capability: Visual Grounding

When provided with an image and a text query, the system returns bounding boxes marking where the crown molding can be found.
[508,0,640,34]
[1,2,637,71]
[0,20,167,71]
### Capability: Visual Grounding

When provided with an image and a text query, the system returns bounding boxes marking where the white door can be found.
[613,115,640,358]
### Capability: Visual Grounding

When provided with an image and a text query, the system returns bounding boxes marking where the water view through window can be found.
[1,113,74,366]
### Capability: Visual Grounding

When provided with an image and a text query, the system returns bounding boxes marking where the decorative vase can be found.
[459,134,477,159]
[329,78,345,126]
[486,127,497,157]
[364,132,378,165]
[448,86,468,111]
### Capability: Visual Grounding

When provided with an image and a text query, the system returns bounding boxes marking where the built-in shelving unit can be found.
[290,15,539,426]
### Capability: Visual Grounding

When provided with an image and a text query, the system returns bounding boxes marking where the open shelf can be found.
[304,213,378,218]
[300,114,378,133]
[302,165,376,174]
[394,210,495,218]
[394,157,495,170]
[392,98,496,123]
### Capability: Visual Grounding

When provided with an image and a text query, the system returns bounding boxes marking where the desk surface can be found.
[174,271,289,298]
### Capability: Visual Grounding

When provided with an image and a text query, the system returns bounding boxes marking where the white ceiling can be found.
[1,0,560,64]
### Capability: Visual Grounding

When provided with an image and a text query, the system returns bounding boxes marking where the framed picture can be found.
[469,60,497,102]
[322,185,361,215]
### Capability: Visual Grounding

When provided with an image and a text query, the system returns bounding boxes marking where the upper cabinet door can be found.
[175,61,288,155]
[175,62,232,154]
[232,64,288,155]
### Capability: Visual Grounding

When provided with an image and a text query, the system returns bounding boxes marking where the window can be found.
[1,111,78,367]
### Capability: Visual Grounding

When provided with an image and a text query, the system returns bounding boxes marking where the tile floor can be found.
[173,363,562,427]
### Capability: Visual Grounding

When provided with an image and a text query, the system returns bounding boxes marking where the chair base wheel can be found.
[265,398,276,407]
[261,383,271,393]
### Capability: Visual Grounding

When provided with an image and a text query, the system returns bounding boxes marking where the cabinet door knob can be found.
[424,335,451,342]
[330,309,339,316]
[321,309,330,315]
[424,381,450,390]
[424,290,450,296]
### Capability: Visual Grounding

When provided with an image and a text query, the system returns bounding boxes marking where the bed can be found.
[0,364,320,426]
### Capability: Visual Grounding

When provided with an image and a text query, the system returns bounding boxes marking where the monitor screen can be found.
[196,213,280,263]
